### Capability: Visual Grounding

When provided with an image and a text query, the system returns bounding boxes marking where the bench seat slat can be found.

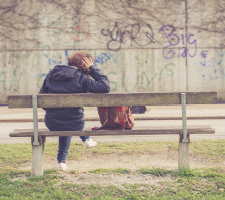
[9,126,215,137]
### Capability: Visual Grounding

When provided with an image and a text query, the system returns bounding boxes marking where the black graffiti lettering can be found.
[132,23,155,46]
[101,22,155,51]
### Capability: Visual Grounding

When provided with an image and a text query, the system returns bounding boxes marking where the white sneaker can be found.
[58,162,68,170]
[84,138,97,149]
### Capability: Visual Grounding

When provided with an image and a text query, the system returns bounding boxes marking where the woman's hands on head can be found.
[82,57,94,68]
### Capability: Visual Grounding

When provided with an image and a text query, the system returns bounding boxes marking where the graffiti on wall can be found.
[2,19,213,97]
[101,22,155,51]
[159,25,197,59]
[0,70,23,92]
[28,40,79,73]
[28,42,65,70]
[195,44,225,81]
[94,52,118,67]
[92,49,177,92]
[36,50,69,88]
[32,15,90,41]
[103,62,176,92]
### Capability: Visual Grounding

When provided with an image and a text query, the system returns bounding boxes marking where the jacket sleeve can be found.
[39,79,47,94]
[38,77,48,110]
[83,65,110,93]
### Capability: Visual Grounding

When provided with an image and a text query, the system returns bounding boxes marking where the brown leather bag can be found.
[95,107,135,130]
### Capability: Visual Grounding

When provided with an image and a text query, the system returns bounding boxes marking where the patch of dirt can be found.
[17,150,225,187]
[42,150,224,172]
[58,172,176,188]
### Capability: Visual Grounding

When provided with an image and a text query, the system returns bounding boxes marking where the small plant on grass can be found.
[139,166,174,177]
[89,168,131,174]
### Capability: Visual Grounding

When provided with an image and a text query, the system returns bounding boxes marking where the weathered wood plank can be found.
[8,92,217,108]
[2,116,225,123]
[9,126,215,137]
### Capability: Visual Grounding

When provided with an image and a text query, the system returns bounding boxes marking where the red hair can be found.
[67,51,93,75]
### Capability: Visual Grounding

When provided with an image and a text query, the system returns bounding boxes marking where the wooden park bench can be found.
[8,92,217,176]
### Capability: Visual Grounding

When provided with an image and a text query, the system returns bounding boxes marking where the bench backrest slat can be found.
[8,92,217,108]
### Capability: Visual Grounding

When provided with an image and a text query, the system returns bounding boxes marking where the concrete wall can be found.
[0,0,225,104]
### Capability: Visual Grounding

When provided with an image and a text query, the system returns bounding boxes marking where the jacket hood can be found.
[49,65,79,80]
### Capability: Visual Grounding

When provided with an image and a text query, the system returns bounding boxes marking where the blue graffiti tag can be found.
[94,52,117,67]
[43,54,62,65]
[195,44,225,80]
[65,50,69,65]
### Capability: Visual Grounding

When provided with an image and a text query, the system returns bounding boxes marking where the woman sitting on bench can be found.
[39,51,110,170]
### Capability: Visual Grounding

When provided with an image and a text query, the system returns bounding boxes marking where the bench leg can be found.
[31,136,45,177]
[178,134,190,172]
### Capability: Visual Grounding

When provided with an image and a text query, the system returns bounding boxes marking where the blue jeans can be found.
[57,126,89,163]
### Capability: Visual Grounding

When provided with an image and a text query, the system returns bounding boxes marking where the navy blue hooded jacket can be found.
[39,65,110,131]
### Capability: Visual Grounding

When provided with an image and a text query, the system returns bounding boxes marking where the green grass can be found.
[190,140,225,161]
[0,140,224,199]
[1,140,224,168]
[0,167,224,199]
[139,166,175,176]
[0,144,32,168]
[90,141,178,154]
[89,168,131,174]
